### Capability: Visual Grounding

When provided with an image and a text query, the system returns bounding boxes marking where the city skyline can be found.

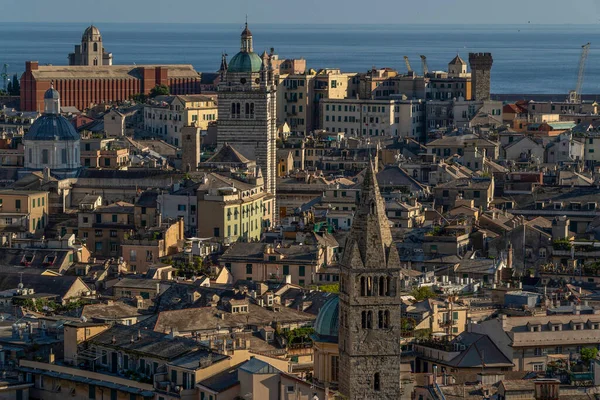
[5,0,600,24]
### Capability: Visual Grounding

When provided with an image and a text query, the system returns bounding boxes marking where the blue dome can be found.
[44,88,60,99]
[24,115,80,141]
[312,295,339,343]
[228,51,263,73]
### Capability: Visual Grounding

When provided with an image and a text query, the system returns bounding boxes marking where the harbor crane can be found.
[403,56,413,73]
[420,55,429,76]
[1,64,8,92]
[568,42,590,104]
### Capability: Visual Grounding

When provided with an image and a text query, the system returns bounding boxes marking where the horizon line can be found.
[0,21,598,26]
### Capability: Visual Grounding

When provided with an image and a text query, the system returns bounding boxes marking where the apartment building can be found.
[77,201,135,259]
[277,68,356,135]
[320,98,425,140]
[143,95,217,146]
[80,138,129,168]
[0,189,49,236]
[121,218,184,273]
[473,313,600,372]
[197,172,273,244]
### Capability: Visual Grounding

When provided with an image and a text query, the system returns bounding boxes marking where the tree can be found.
[149,84,170,98]
[411,286,436,301]
[10,74,20,96]
[581,347,598,364]
[130,93,148,103]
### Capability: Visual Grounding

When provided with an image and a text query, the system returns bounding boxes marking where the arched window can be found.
[42,149,49,164]
[360,277,366,296]
[245,103,250,117]
[250,103,255,117]
[236,103,241,116]
[370,201,376,215]
[379,276,385,296]
[367,311,373,329]
[93,42,98,52]
[231,103,236,116]
[28,148,32,164]
[361,311,367,329]
[374,373,381,391]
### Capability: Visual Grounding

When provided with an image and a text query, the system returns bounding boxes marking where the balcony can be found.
[438,319,457,327]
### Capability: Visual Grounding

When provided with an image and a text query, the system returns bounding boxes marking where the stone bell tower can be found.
[338,162,402,399]
[469,52,493,101]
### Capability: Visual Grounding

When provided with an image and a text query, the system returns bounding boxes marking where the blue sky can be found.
[5,0,600,24]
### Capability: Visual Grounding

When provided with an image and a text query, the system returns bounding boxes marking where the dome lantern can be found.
[44,83,60,115]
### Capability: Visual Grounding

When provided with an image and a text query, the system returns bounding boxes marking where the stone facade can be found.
[180,125,201,172]
[469,52,493,101]
[338,162,402,399]
[217,25,277,197]
[68,25,113,66]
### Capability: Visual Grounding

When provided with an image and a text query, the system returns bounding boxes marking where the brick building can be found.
[20,61,203,112]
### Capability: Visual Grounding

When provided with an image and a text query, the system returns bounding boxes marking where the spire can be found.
[341,162,397,269]
[219,52,228,72]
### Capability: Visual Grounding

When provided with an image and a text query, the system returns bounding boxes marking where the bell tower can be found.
[338,162,402,399]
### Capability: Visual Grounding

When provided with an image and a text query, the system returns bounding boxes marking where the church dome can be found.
[228,51,263,73]
[24,115,80,141]
[83,25,101,40]
[312,295,339,343]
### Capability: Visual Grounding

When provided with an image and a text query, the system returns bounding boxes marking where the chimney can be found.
[178,217,184,240]
[137,329,142,340]
[507,244,513,269]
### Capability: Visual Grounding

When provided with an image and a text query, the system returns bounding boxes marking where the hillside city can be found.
[0,23,598,400]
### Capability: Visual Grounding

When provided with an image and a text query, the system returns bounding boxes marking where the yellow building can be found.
[0,189,49,236]
[143,94,218,147]
[197,172,273,243]
[277,68,357,135]
[121,218,184,273]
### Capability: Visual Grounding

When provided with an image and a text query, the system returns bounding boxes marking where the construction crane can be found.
[403,56,413,73]
[420,55,429,76]
[1,64,8,92]
[568,42,590,104]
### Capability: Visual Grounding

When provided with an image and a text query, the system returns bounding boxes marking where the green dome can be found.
[228,51,263,73]
[312,295,339,343]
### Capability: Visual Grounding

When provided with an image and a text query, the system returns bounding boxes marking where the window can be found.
[42,149,49,164]
[474,191,480,198]
[283,265,289,275]
[89,385,96,399]
[101,350,107,365]
[112,215,117,223]
[246,264,253,274]
[178,204,186,211]
[287,386,295,393]
[299,265,305,276]
[374,373,381,391]
[15,199,20,209]
[534,348,542,356]
[442,190,449,198]
[533,363,545,372]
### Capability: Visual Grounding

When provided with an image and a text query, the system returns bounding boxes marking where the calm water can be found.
[2,22,600,94]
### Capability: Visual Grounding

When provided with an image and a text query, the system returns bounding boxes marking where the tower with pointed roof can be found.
[338,162,402,399]
[68,25,113,66]
[217,22,277,199]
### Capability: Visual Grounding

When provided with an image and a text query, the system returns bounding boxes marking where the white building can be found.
[320,97,425,141]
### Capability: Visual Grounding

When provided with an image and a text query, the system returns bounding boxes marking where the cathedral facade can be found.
[217,24,277,197]
[338,162,403,399]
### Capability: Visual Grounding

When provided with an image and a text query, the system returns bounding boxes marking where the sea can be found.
[2,22,600,95]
